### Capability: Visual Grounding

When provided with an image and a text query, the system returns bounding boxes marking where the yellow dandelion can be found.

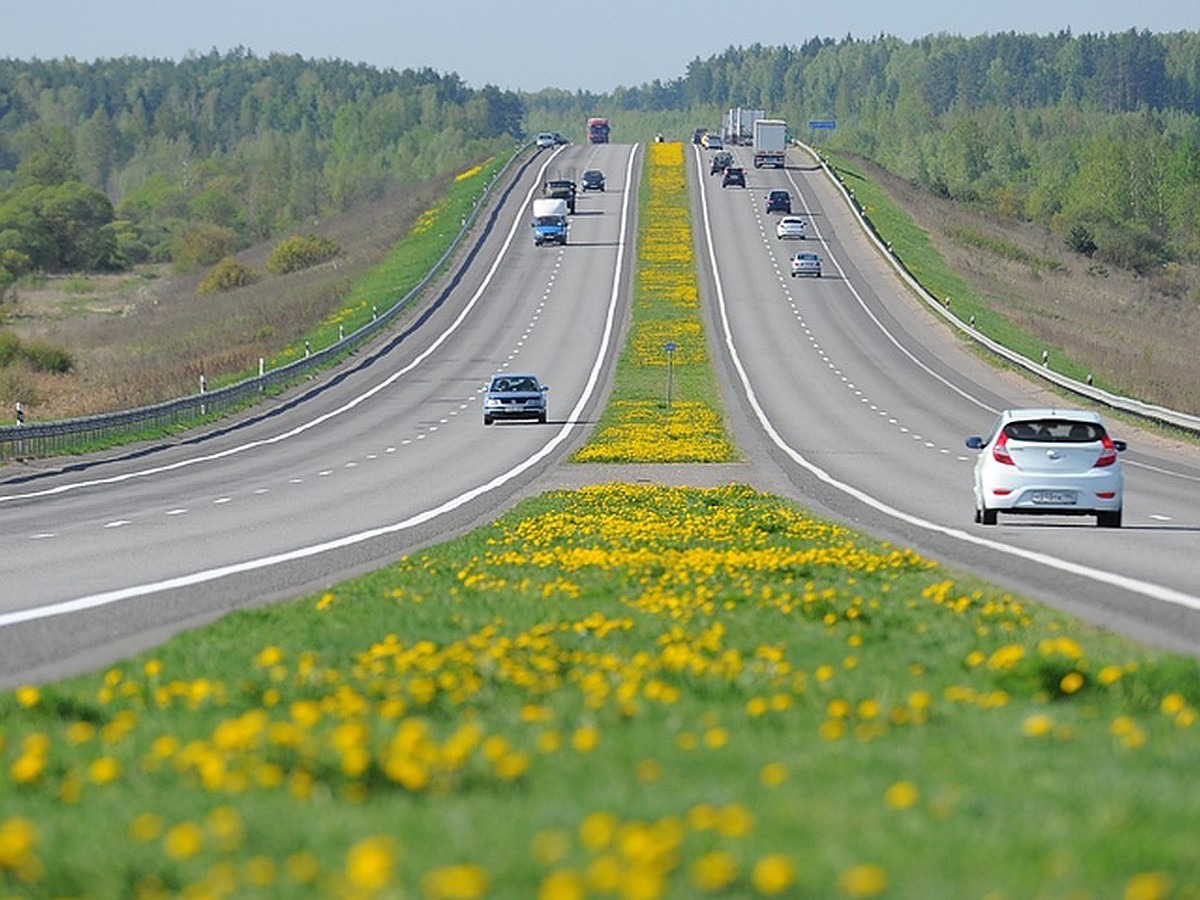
[691,850,739,892]
[571,725,600,753]
[1060,671,1085,694]
[751,854,795,896]
[1125,870,1173,900]
[15,686,40,708]
[163,822,205,861]
[1022,714,1055,738]
[538,868,586,900]
[760,762,787,787]
[87,756,121,785]
[579,812,619,851]
[346,836,398,892]
[884,780,919,810]
[839,862,888,896]
[421,863,489,899]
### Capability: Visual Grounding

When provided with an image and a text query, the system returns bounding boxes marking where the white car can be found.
[776,216,807,240]
[789,251,822,277]
[535,132,556,149]
[965,409,1126,527]
[483,374,548,425]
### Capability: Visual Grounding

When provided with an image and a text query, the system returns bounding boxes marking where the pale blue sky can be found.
[4,0,1196,93]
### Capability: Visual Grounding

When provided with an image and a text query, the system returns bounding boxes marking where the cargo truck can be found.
[587,117,610,143]
[725,107,764,146]
[752,119,787,168]
[531,198,569,246]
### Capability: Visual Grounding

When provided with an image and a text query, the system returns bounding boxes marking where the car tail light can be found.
[991,431,1015,466]
[1094,434,1118,468]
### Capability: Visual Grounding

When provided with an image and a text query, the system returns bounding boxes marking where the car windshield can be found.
[491,376,538,393]
[1003,420,1105,442]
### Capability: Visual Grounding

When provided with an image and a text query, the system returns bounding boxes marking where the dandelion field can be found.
[3,484,1199,898]
[573,142,736,464]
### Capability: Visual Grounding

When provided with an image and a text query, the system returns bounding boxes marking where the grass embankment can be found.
[822,152,1103,390]
[232,157,509,386]
[3,144,1199,898]
[572,141,736,464]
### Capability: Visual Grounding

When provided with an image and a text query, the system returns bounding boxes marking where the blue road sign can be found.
[808,120,837,129]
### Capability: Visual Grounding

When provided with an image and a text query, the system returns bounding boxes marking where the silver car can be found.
[965,409,1126,527]
[483,374,548,425]
[790,251,821,277]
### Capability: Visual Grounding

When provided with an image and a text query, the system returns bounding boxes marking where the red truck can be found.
[587,117,610,144]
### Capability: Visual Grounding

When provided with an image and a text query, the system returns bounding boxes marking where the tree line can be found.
[0,49,524,295]
[528,29,1200,273]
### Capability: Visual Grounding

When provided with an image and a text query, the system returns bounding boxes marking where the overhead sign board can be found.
[808,120,837,129]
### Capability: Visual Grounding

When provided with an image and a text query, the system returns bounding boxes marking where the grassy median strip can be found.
[572,142,736,463]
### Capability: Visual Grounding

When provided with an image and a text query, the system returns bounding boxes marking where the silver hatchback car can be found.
[483,374,548,425]
[965,409,1126,527]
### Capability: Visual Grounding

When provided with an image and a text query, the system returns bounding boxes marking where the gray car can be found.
[483,374,548,425]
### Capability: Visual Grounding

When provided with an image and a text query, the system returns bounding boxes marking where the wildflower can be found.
[691,850,738,892]
[421,864,489,899]
[1125,871,1172,900]
[15,685,39,708]
[1022,714,1055,738]
[1060,671,1086,694]
[884,780,919,810]
[751,854,795,895]
[538,869,586,900]
[760,762,787,787]
[839,863,888,896]
[87,756,121,785]
[163,822,205,861]
[346,836,398,892]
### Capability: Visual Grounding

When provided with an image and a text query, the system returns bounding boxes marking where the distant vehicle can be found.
[709,151,733,175]
[753,119,787,168]
[531,198,569,246]
[692,128,708,145]
[965,409,1126,527]
[483,374,548,425]
[535,132,556,149]
[544,179,577,214]
[765,189,792,214]
[552,132,569,145]
[587,117,610,143]
[790,251,822,277]
[776,216,806,240]
[721,166,746,188]
[725,107,764,146]
[580,169,606,191]
[701,133,724,150]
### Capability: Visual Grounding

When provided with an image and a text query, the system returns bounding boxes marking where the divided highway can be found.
[4,137,1200,689]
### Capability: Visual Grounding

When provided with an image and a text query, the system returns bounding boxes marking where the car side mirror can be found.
[1113,440,1127,452]
[965,436,984,449]
[541,385,549,392]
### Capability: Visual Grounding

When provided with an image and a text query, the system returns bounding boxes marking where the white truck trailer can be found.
[752,119,787,168]
[725,107,764,146]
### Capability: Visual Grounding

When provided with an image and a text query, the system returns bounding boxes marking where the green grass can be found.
[823,153,1107,390]
[2,484,1197,897]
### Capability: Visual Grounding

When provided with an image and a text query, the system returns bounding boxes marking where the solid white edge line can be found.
[0,145,641,628]
[692,144,1200,614]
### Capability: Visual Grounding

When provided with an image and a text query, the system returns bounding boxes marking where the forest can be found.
[4,31,1200,300]
[0,50,524,295]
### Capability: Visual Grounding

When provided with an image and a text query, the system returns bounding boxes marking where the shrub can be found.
[0,330,19,367]
[198,256,260,295]
[171,222,239,271]
[1065,222,1098,258]
[266,233,341,275]
[21,340,73,374]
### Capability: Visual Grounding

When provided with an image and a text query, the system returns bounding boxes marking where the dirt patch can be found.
[851,155,1200,416]
[2,176,448,420]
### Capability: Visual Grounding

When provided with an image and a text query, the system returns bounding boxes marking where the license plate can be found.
[1031,491,1077,505]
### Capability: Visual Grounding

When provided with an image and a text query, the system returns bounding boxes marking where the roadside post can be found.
[664,341,677,410]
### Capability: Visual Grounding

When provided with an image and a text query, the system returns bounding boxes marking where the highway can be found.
[3,136,1200,688]
[0,141,639,686]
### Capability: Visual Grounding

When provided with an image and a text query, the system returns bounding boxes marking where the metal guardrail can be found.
[0,146,532,462]
[802,142,1200,436]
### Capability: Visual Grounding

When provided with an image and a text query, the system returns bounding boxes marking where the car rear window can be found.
[1003,420,1105,442]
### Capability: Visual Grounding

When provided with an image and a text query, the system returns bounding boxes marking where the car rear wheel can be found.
[1097,510,1122,528]
[979,507,997,525]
